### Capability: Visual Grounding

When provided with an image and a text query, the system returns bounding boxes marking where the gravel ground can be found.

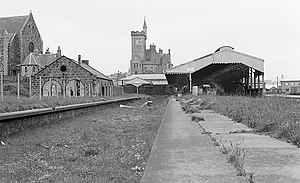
[0,96,168,183]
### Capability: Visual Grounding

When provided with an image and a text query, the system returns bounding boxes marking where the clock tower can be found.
[130,18,147,75]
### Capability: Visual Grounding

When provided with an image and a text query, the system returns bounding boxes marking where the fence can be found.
[0,74,124,101]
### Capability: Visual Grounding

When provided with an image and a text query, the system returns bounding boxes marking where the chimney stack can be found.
[82,60,89,65]
[78,55,81,65]
[159,48,163,54]
[57,46,61,57]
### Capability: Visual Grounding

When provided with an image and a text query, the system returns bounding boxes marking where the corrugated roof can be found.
[166,47,264,74]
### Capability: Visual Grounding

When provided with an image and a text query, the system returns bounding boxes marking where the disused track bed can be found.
[0,96,168,182]
[0,97,140,136]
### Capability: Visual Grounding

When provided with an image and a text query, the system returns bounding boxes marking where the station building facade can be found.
[31,55,113,98]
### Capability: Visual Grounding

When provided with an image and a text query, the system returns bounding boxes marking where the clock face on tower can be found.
[29,42,34,52]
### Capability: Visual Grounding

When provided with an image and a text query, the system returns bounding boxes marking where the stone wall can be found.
[20,13,43,62]
[0,32,9,75]
[31,56,113,97]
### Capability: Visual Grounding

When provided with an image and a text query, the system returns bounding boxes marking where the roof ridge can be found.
[0,15,28,19]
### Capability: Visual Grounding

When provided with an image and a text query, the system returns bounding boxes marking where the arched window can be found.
[25,67,28,73]
[28,42,34,52]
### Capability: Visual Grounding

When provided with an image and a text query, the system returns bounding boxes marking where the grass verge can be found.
[181,94,300,147]
[0,94,141,114]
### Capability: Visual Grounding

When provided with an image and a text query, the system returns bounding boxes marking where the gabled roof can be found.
[33,55,112,81]
[0,15,28,40]
[72,59,112,81]
[21,52,56,67]
[122,74,168,85]
[125,77,152,87]
[166,47,264,74]
[122,74,167,81]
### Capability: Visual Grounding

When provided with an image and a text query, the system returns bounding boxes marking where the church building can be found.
[130,19,172,75]
[0,11,43,76]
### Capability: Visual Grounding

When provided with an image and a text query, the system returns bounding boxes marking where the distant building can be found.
[281,80,300,94]
[130,18,172,75]
[20,47,61,77]
[121,74,170,95]
[0,11,43,75]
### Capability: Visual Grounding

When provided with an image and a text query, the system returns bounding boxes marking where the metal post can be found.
[262,73,265,93]
[74,80,76,98]
[39,76,42,100]
[49,78,52,98]
[89,83,91,97]
[258,74,261,96]
[254,71,256,90]
[189,72,192,93]
[277,76,279,94]
[17,73,20,100]
[29,76,32,98]
[1,72,3,101]
[63,80,66,98]
[56,82,58,98]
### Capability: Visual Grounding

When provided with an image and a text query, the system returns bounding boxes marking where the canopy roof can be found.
[166,46,264,75]
[125,77,151,87]
[122,74,168,85]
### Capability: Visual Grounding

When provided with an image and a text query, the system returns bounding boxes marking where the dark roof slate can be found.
[0,15,28,34]
[21,52,57,67]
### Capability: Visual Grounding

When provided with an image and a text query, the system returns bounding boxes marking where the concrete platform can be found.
[196,110,300,183]
[141,98,245,183]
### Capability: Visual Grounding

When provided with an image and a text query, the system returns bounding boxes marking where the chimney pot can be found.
[82,60,89,65]
[78,55,81,65]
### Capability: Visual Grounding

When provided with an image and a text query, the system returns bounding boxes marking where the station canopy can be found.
[165,46,264,94]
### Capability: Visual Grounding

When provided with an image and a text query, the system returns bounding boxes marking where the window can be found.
[29,42,34,52]
[25,67,27,73]
[285,83,289,86]
[32,66,35,73]
[291,82,294,85]
[133,63,138,68]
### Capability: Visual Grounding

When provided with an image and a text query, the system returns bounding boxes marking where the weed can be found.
[191,115,205,122]
[246,171,255,183]
[219,140,249,177]
[211,137,220,146]
[191,95,300,148]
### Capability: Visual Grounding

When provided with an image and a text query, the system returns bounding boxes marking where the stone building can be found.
[20,47,61,77]
[31,55,113,97]
[130,19,172,75]
[0,11,43,75]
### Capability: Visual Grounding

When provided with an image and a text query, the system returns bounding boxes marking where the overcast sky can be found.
[1,0,299,80]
